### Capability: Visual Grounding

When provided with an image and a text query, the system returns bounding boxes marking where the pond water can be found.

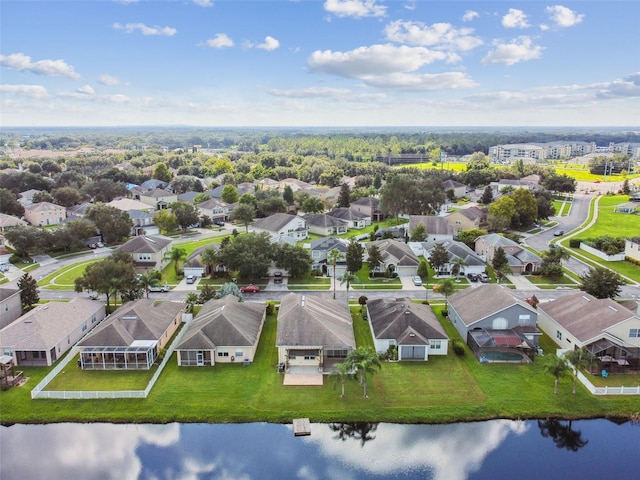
[1,419,639,479]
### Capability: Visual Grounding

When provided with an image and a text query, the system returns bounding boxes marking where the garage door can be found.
[400,346,426,360]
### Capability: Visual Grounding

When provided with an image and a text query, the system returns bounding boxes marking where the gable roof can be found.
[304,213,349,229]
[0,213,27,229]
[252,213,301,233]
[408,215,454,235]
[427,239,485,266]
[177,296,265,350]
[186,243,221,266]
[455,206,486,222]
[448,284,535,326]
[276,293,355,348]
[197,198,229,210]
[79,299,184,347]
[442,179,466,190]
[24,201,64,213]
[108,198,152,211]
[351,196,380,208]
[118,235,172,254]
[368,297,448,344]
[538,293,638,343]
[309,237,348,252]
[140,179,168,190]
[327,207,369,221]
[367,239,420,267]
[0,298,104,350]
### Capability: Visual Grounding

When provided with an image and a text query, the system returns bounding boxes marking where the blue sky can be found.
[1,0,638,127]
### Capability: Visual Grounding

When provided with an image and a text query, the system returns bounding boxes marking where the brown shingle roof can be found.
[448,284,535,326]
[368,297,448,344]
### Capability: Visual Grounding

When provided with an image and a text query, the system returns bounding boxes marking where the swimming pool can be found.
[479,351,528,363]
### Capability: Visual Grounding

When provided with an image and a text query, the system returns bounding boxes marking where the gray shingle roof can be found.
[368,297,448,344]
[276,293,355,348]
[253,213,301,233]
[367,239,420,267]
[409,215,454,235]
[448,284,535,326]
[304,213,349,229]
[118,235,172,254]
[309,237,348,252]
[176,296,265,350]
[538,292,638,343]
[79,299,185,347]
[327,208,369,221]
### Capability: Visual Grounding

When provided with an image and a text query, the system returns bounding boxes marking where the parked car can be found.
[466,273,477,281]
[412,275,422,286]
[273,272,283,284]
[240,284,260,293]
[148,284,169,293]
[0,263,10,272]
[88,243,97,249]
[213,219,225,227]
[96,241,104,248]
[554,229,564,236]
[479,273,490,283]
[186,275,196,284]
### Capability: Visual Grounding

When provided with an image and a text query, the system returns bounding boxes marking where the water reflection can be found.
[1,419,638,480]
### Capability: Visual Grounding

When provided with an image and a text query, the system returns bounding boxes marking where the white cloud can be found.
[403,1,416,11]
[323,0,386,19]
[502,8,530,28]
[256,36,280,51]
[362,71,478,91]
[193,0,213,7]
[482,36,543,65]
[0,52,80,79]
[588,72,640,99]
[545,5,584,28]
[267,86,352,98]
[384,20,483,52]
[205,33,234,48]
[113,22,177,36]
[97,74,124,86]
[462,10,479,22]
[0,84,48,99]
[116,0,140,4]
[76,85,95,95]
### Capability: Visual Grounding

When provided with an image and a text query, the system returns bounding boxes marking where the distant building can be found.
[23,202,66,227]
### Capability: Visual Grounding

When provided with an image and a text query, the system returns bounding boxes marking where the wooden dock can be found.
[293,418,311,436]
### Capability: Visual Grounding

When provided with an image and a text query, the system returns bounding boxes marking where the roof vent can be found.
[608,305,618,312]
[405,310,411,315]
[301,296,306,307]
[582,296,591,302]
[122,315,138,321]
[409,333,415,337]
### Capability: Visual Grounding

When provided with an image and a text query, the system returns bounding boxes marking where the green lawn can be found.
[38,259,100,289]
[2,307,637,425]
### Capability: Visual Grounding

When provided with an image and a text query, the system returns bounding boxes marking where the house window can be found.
[217,351,229,357]
[430,340,442,350]
[235,351,243,357]
[556,331,562,341]
[82,322,87,332]
[518,314,530,325]
[91,314,96,324]
[629,329,640,338]
[304,355,315,360]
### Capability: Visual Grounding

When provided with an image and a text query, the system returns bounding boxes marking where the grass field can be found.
[2,307,637,425]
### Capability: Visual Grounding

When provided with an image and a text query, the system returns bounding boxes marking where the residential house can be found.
[408,215,455,242]
[365,239,420,277]
[117,235,173,272]
[445,206,487,235]
[442,179,468,199]
[65,202,92,219]
[77,299,185,370]
[197,198,229,224]
[351,196,384,222]
[327,208,370,229]
[140,179,168,191]
[17,189,41,207]
[108,197,152,212]
[252,213,309,243]
[304,213,349,236]
[128,210,159,236]
[537,293,640,373]
[625,238,640,263]
[276,293,355,375]
[309,237,348,277]
[176,295,266,366]
[447,285,539,362]
[183,243,222,278]
[367,297,449,361]
[423,239,486,277]
[23,202,66,227]
[0,288,22,330]
[279,178,314,193]
[475,233,542,274]
[0,298,106,366]
[0,214,27,245]
[138,188,178,210]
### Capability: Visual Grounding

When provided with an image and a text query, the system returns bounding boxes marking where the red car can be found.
[240,284,260,293]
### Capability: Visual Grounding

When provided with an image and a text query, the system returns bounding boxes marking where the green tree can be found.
[216,281,243,300]
[3,225,49,258]
[540,247,569,278]
[373,172,382,190]
[328,248,343,300]
[0,188,24,216]
[579,267,624,299]
[82,178,127,203]
[410,222,427,242]
[153,162,172,182]
[138,270,162,298]
[153,209,179,234]
[491,247,509,275]
[563,347,595,394]
[437,278,456,306]
[543,355,571,394]
[510,188,538,229]
[429,243,449,275]
[51,186,83,207]
[198,284,217,304]
[282,184,294,206]
[165,246,187,276]
[340,270,357,303]
[193,192,212,204]
[331,362,353,398]
[229,203,256,232]
[200,247,220,278]
[185,292,199,312]
[337,183,351,208]
[480,185,494,205]
[32,191,54,204]
[345,239,364,275]
[86,203,133,244]
[366,244,383,276]
[273,243,313,279]
[455,228,487,249]
[302,196,325,213]
[170,201,200,231]
[488,196,516,232]
[345,346,381,398]
[17,273,39,312]
[221,184,239,204]
[451,257,467,280]
[218,232,274,280]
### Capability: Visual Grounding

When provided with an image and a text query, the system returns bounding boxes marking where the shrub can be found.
[266,302,275,316]
[452,340,466,356]
[358,295,368,305]
[569,238,582,248]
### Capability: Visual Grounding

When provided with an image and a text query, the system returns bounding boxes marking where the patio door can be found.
[197,351,204,366]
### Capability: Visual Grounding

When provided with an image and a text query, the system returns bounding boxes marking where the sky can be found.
[1,0,639,127]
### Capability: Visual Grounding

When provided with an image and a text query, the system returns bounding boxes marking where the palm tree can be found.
[543,354,571,394]
[330,362,352,398]
[346,346,381,398]
[436,278,456,307]
[340,270,357,304]
[451,257,467,281]
[138,270,162,298]
[563,347,595,394]
[185,292,199,313]
[165,246,187,276]
[328,248,342,300]
[200,247,219,278]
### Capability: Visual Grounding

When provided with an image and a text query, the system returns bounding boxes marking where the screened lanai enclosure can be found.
[79,341,157,370]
